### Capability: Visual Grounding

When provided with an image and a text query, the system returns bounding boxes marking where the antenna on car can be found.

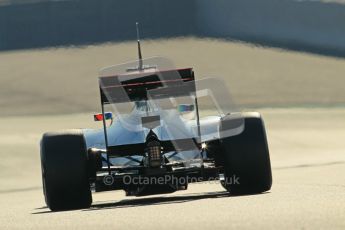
[127,23,156,72]
[136,22,143,70]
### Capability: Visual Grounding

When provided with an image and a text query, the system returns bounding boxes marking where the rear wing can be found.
[99,68,196,104]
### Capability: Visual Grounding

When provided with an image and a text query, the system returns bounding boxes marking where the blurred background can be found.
[0,0,344,229]
[1,0,345,116]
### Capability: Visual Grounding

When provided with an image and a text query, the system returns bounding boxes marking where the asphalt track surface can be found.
[1,38,345,116]
[0,108,344,229]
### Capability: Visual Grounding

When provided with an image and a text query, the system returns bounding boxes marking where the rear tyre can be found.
[40,130,92,211]
[219,112,272,195]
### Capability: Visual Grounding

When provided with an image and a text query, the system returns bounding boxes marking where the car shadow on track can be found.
[86,191,231,211]
[32,190,269,214]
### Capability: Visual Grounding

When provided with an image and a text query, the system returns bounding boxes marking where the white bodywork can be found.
[85,57,244,166]
[83,107,222,166]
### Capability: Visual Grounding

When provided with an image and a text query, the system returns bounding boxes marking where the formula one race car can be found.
[40,28,272,211]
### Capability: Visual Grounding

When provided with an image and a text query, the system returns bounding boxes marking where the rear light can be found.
[147,141,161,167]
